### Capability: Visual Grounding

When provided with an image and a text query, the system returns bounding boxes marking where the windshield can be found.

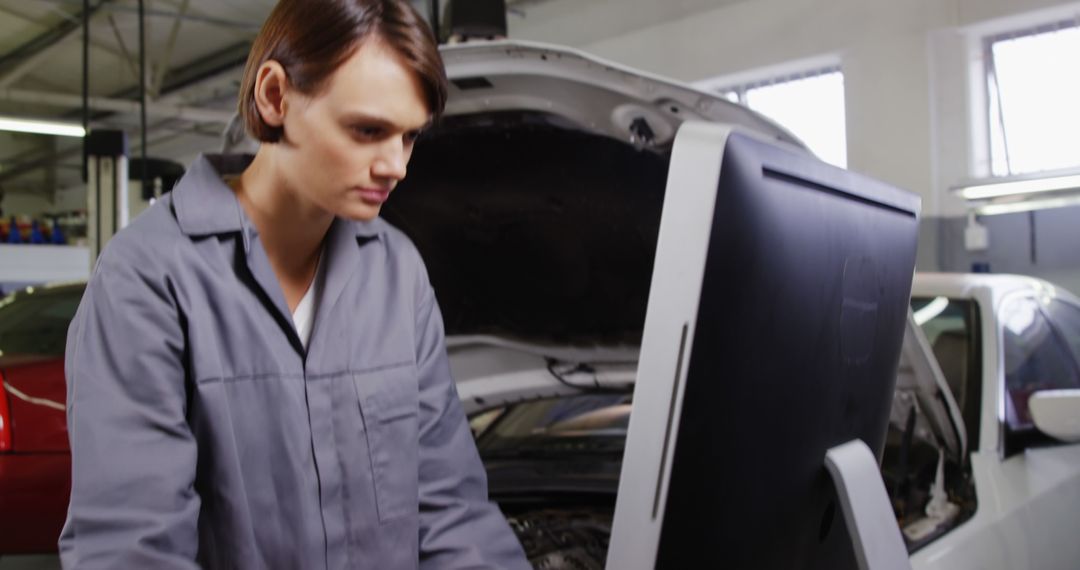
[0,286,84,357]
[473,393,632,458]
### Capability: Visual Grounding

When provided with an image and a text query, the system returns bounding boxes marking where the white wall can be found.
[0,244,90,284]
[53,184,87,213]
[509,0,1080,217]
[0,192,53,218]
[1,184,87,218]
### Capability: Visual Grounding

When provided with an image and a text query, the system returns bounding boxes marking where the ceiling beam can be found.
[105,12,142,85]
[24,0,260,33]
[109,40,252,102]
[0,1,109,89]
[0,87,234,123]
[151,0,191,98]
[0,3,128,60]
[0,4,54,28]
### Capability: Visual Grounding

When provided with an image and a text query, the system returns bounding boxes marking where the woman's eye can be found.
[351,125,383,139]
[404,130,421,144]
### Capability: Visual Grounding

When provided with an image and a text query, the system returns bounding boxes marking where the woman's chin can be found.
[338,202,383,222]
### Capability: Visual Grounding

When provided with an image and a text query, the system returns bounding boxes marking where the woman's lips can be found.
[353,187,391,205]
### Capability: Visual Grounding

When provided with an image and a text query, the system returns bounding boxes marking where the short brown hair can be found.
[239,0,448,143]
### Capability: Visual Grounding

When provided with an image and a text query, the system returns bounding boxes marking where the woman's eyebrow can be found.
[341,111,431,132]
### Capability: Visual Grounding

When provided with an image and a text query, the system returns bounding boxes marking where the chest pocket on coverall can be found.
[353,363,420,523]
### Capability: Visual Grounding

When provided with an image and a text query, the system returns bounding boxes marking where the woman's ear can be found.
[253,60,289,128]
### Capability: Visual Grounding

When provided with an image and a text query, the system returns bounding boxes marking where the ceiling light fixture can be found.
[0,116,86,138]
[955,172,1080,200]
[976,194,1080,216]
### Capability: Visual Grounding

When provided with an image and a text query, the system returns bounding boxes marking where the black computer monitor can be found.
[607,124,920,569]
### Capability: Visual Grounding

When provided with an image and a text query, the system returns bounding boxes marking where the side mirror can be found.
[1030,389,1080,443]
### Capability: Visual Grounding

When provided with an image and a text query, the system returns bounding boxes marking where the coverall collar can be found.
[172,153,385,247]
[172,153,386,357]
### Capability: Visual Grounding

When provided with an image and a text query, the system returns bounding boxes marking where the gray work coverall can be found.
[61,154,530,569]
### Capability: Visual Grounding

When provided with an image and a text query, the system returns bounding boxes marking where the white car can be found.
[905,273,1080,570]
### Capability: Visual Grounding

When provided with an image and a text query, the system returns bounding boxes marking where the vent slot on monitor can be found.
[763,167,916,219]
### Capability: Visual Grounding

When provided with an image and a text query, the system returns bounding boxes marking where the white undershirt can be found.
[291,255,324,351]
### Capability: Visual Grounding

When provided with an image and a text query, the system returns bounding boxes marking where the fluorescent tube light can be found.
[977,194,1080,216]
[0,116,86,138]
[956,173,1080,200]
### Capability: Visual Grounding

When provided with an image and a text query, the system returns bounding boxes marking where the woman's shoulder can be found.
[371,217,427,272]
[362,217,436,300]
[95,194,186,275]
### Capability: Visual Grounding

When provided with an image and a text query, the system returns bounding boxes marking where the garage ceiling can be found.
[506,0,749,47]
[0,0,736,203]
[0,0,277,200]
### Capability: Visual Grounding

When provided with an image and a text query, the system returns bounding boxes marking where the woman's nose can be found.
[371,139,408,181]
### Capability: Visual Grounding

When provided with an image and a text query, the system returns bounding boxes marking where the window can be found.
[715,67,847,168]
[911,296,982,449]
[986,20,1080,176]
[912,297,975,399]
[1000,297,1079,432]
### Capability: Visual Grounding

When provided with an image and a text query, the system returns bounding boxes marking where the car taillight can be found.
[0,371,11,452]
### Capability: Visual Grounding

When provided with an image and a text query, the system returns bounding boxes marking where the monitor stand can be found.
[825,440,913,570]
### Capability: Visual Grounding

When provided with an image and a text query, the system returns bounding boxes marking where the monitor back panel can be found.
[607,123,921,569]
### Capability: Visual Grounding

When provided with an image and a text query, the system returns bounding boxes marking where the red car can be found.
[0,283,84,554]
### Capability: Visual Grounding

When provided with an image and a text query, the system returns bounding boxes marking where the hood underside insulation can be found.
[383,111,670,346]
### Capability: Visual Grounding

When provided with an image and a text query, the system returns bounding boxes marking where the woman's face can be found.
[276,38,431,222]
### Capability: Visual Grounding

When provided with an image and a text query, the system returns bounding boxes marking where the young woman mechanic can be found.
[60,1,529,568]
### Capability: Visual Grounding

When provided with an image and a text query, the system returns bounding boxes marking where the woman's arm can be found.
[413,282,531,569]
[60,248,200,569]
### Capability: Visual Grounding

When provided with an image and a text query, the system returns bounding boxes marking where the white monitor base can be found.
[825,439,912,570]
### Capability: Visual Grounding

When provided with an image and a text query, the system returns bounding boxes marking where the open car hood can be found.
[403,43,964,457]
[439,40,806,152]
[387,43,812,351]
[421,46,964,457]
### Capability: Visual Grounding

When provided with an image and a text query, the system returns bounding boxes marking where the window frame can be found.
[983,18,1080,177]
[715,65,843,107]
[711,65,848,168]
